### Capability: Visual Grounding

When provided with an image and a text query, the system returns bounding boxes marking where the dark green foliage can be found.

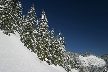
[13,1,23,34]
[36,10,50,61]
[20,5,36,52]
[0,0,18,34]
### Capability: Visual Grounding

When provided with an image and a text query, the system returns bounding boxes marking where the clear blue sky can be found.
[19,0,108,56]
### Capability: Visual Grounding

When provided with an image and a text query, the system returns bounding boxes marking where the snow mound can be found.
[79,55,106,67]
[0,31,66,72]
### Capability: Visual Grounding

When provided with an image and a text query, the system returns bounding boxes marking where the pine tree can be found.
[0,0,6,30]
[0,0,4,29]
[37,9,50,61]
[63,52,71,72]
[0,0,23,35]
[13,1,23,34]
[52,37,60,65]
[0,0,15,35]
[49,28,56,65]
[33,19,39,53]
[55,31,66,66]
[20,5,37,52]
[20,15,26,43]
[27,4,37,52]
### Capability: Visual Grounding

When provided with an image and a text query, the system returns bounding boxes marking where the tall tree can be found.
[54,31,66,66]
[37,9,50,61]
[0,0,23,35]
[13,1,23,34]
[0,0,5,29]
[20,5,37,52]
[0,0,15,35]
[20,15,27,43]
[33,19,39,53]
[48,28,56,65]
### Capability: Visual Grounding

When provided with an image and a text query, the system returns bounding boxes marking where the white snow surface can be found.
[79,55,106,67]
[71,69,79,72]
[0,31,66,72]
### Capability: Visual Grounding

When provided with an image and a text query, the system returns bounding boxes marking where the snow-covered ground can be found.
[0,31,67,72]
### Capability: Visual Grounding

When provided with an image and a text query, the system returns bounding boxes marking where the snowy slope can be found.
[0,31,66,72]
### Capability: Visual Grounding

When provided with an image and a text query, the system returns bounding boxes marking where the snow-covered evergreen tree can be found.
[58,31,66,52]
[63,52,72,72]
[51,31,66,66]
[20,15,27,43]
[37,9,50,61]
[0,0,4,28]
[53,37,60,65]
[33,19,39,53]
[63,52,82,72]
[0,0,16,35]
[57,31,66,66]
[27,4,37,52]
[13,1,23,34]
[49,28,56,65]
[20,5,37,52]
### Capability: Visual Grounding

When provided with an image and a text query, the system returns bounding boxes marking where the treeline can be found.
[0,0,71,71]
